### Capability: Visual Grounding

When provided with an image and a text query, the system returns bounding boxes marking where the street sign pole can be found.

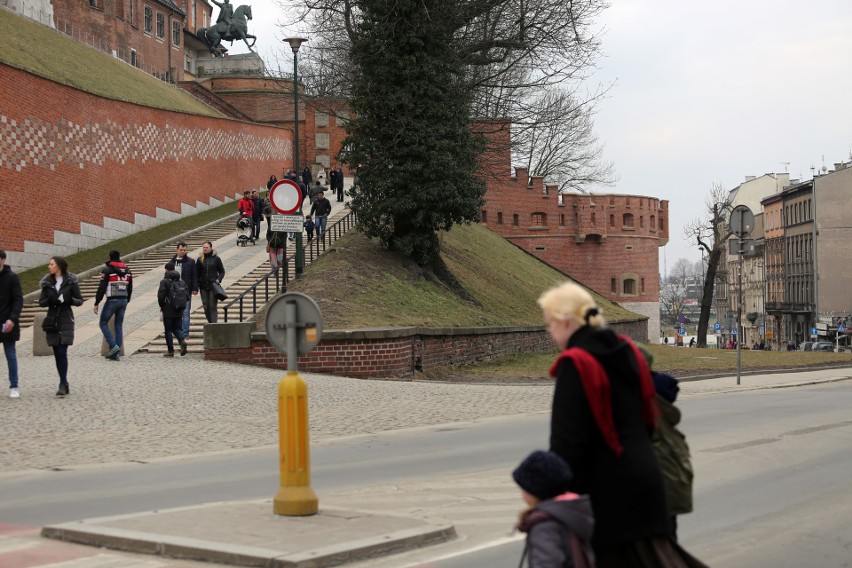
[730,204,755,386]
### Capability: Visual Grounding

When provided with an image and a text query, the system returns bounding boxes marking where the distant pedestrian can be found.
[196,241,225,324]
[0,250,23,399]
[538,282,707,567]
[93,250,132,361]
[513,450,595,568]
[39,256,84,397]
[266,208,286,270]
[158,262,188,357]
[663,336,669,345]
[308,180,323,205]
[689,337,695,348]
[251,189,265,240]
[330,164,345,202]
[301,166,313,187]
[238,190,254,220]
[304,215,315,243]
[170,242,198,338]
[266,174,278,190]
[310,191,332,239]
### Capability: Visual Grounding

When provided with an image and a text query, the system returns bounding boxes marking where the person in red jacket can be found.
[93,250,132,361]
[238,190,254,218]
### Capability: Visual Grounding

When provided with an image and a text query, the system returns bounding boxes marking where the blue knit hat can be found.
[512,450,574,500]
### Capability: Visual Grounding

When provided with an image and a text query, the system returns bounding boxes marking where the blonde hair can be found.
[537,281,606,329]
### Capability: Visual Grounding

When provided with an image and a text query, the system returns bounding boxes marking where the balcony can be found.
[765,302,814,314]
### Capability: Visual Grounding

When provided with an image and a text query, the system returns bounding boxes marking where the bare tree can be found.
[511,86,616,192]
[685,183,733,348]
[659,258,696,327]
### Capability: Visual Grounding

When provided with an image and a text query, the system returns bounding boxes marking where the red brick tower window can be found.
[481,210,488,223]
[157,12,165,39]
[623,278,636,295]
[639,216,644,228]
[497,212,503,224]
[513,214,519,226]
[609,214,615,226]
[623,213,634,227]
[531,212,547,226]
[650,214,656,230]
[590,212,596,226]
[611,278,617,292]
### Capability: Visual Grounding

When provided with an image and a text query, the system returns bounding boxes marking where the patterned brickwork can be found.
[0,63,291,270]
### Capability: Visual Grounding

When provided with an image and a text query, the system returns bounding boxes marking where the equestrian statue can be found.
[199,0,256,57]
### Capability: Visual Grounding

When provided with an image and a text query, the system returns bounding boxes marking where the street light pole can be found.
[284,37,308,277]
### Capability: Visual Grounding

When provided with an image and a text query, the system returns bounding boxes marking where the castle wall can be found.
[0,63,291,271]
[481,160,668,341]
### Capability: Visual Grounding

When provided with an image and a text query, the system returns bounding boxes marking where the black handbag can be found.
[212,281,228,301]
[42,311,60,333]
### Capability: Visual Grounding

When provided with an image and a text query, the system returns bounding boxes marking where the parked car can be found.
[799,342,814,351]
[813,341,834,352]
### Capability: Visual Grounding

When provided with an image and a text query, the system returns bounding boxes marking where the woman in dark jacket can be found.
[196,241,225,323]
[38,256,84,397]
[301,166,312,187]
[538,281,706,568]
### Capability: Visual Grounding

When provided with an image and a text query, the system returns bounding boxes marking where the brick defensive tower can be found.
[481,155,668,340]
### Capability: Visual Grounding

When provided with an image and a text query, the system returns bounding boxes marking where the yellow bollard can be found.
[273,370,318,516]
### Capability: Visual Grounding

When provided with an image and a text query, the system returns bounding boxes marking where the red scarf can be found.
[549,335,658,457]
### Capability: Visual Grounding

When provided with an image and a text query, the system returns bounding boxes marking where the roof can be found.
[154,0,186,15]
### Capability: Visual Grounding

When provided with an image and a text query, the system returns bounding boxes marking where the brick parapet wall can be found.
[204,321,648,378]
[0,63,291,270]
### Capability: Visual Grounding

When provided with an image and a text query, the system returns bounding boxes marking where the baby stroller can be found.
[236,215,256,246]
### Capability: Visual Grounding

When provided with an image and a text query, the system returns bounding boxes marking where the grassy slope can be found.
[0,9,220,117]
[286,223,642,329]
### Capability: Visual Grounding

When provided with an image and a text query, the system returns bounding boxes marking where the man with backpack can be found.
[157,262,189,357]
[93,250,132,361]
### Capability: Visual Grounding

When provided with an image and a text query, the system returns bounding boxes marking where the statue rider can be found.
[212,0,233,37]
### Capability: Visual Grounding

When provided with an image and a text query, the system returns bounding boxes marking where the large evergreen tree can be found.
[343,0,485,267]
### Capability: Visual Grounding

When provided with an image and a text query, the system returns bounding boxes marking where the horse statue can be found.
[198,4,256,57]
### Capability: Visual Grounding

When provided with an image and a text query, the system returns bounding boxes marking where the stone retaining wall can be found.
[204,319,648,378]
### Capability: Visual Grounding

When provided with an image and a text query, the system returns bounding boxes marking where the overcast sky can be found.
[229,0,852,271]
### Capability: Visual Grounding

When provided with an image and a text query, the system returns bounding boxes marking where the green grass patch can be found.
[285,223,644,329]
[0,9,220,117]
[17,202,236,294]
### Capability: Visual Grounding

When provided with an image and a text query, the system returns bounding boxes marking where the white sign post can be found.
[271,215,305,233]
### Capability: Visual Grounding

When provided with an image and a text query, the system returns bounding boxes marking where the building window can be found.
[590,212,596,226]
[513,214,519,226]
[335,110,350,125]
[623,278,637,295]
[650,214,656,230]
[609,214,615,227]
[611,278,617,293]
[481,210,487,223]
[560,213,565,226]
[172,20,181,46]
[131,49,138,67]
[639,216,644,228]
[315,112,329,127]
[116,0,124,19]
[191,1,196,28]
[531,212,546,226]
[156,12,165,39]
[497,212,503,225]
[144,6,153,33]
[641,278,645,293]
[203,11,207,28]
[623,213,634,227]
[129,0,136,25]
[659,217,665,231]
[89,0,104,10]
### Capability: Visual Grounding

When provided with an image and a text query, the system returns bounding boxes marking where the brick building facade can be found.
[477,124,668,340]
[0,63,291,271]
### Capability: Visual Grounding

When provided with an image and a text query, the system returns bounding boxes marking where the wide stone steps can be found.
[139,209,354,354]
[17,217,237,329]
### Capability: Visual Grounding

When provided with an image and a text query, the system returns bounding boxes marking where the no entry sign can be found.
[268,180,303,215]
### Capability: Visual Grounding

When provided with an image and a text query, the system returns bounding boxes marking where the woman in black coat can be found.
[196,241,225,323]
[538,282,706,567]
[38,256,84,397]
[301,166,312,187]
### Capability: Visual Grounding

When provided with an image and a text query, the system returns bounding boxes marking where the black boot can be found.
[56,383,69,397]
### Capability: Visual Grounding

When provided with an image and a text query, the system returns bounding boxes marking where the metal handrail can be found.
[222,209,357,322]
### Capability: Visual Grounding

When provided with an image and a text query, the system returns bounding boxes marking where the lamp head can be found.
[283,37,308,54]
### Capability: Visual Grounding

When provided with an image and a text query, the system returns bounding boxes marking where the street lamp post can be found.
[284,37,308,277]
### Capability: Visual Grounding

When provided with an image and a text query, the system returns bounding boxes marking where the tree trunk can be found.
[697,247,723,348]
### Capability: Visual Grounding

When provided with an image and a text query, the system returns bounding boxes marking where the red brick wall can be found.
[480,161,669,306]
[0,63,291,262]
[52,0,186,81]
[204,321,648,378]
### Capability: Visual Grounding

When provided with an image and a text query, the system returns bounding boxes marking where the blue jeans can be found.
[3,340,18,389]
[181,296,192,337]
[315,215,328,236]
[163,317,185,353]
[99,298,128,348]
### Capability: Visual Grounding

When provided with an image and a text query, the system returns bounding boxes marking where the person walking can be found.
[170,242,198,338]
[310,191,332,239]
[158,262,189,357]
[196,241,225,323]
[266,174,278,190]
[301,166,313,188]
[0,250,23,399]
[331,164,345,202]
[93,250,132,361]
[39,256,84,397]
[251,189,265,241]
[538,281,706,567]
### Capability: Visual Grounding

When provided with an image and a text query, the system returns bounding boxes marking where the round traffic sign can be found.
[268,180,303,215]
[729,205,754,236]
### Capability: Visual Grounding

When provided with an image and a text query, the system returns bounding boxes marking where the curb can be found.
[41,506,457,568]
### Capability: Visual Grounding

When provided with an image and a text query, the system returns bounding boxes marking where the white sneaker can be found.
[9,388,19,399]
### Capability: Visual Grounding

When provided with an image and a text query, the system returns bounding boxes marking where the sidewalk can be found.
[5,368,851,567]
